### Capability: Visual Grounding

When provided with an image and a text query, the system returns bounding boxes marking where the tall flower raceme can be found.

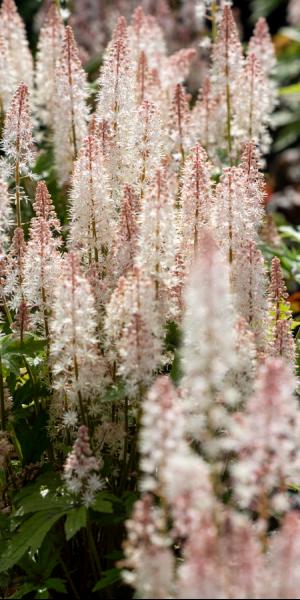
[268,512,300,599]
[136,166,178,320]
[177,510,265,600]
[134,100,164,200]
[0,0,33,92]
[189,76,220,156]
[53,26,89,186]
[235,52,273,154]
[122,494,175,600]
[69,134,114,267]
[23,182,62,341]
[50,253,105,431]
[168,83,191,166]
[35,3,65,129]
[0,33,16,114]
[2,83,35,227]
[96,17,138,204]
[111,185,140,281]
[0,178,12,251]
[210,5,244,162]
[181,230,237,450]
[64,425,104,507]
[104,265,162,398]
[240,140,266,228]
[213,166,259,268]
[230,358,300,524]
[248,17,276,79]
[140,376,213,539]
[231,241,268,353]
[179,144,214,270]
[4,226,26,313]
[268,257,296,368]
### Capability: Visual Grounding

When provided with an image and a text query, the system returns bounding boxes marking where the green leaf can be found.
[44,578,67,593]
[0,510,66,572]
[8,583,38,598]
[92,569,121,592]
[64,506,87,541]
[280,83,300,96]
[92,493,113,514]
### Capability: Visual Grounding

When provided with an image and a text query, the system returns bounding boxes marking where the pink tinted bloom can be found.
[268,257,296,368]
[53,26,89,185]
[231,241,268,352]
[168,83,191,164]
[181,230,237,443]
[0,33,17,112]
[268,512,300,599]
[123,494,175,600]
[231,358,300,518]
[35,4,65,128]
[104,266,162,396]
[180,144,214,269]
[248,17,276,77]
[210,5,244,160]
[64,425,103,506]
[137,167,178,318]
[50,254,104,421]
[0,178,12,250]
[4,226,26,311]
[111,185,140,280]
[3,83,35,177]
[178,511,265,599]
[0,0,33,91]
[24,182,62,331]
[69,134,113,266]
[96,17,138,203]
[135,100,164,199]
[213,167,258,266]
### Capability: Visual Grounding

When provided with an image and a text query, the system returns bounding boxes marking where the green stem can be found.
[86,513,102,579]
[15,160,22,228]
[0,354,6,430]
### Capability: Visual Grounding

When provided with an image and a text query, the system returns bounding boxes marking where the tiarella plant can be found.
[0,1,300,599]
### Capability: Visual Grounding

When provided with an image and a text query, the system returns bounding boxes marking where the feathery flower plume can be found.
[213,167,258,267]
[24,181,62,335]
[69,134,113,266]
[268,512,300,599]
[64,425,103,507]
[225,317,257,404]
[0,178,12,250]
[0,33,16,113]
[248,17,276,77]
[231,241,268,352]
[50,254,103,425]
[177,511,264,599]
[104,266,162,397]
[3,83,35,227]
[35,4,65,129]
[129,7,166,72]
[135,100,163,199]
[210,4,244,161]
[168,83,190,165]
[137,167,178,318]
[123,494,175,600]
[268,257,296,368]
[231,358,300,520]
[240,140,265,228]
[180,144,214,269]
[181,230,236,445]
[189,76,220,156]
[0,0,33,91]
[111,185,140,280]
[96,17,137,203]
[236,52,274,154]
[4,226,26,312]
[141,377,213,538]
[53,26,89,185]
